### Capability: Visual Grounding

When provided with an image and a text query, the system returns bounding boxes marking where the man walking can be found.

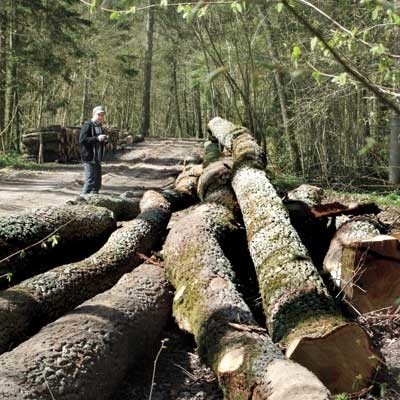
[79,106,108,195]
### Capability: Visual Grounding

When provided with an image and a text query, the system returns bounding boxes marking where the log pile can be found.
[2,122,399,398]
[21,126,67,163]
[21,125,121,163]
[0,263,172,400]
[0,190,171,354]
[208,117,382,395]
[64,125,81,161]
[163,156,330,399]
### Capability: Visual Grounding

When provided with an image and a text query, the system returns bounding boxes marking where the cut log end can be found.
[341,235,400,313]
[285,323,381,395]
[218,347,245,373]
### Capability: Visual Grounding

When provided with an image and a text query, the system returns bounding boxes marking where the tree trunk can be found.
[0,204,116,287]
[66,193,140,221]
[161,163,203,212]
[172,55,183,138]
[389,1,400,183]
[0,191,171,354]
[0,12,6,136]
[0,264,172,400]
[140,0,155,137]
[258,8,302,172]
[164,161,330,399]
[208,117,381,395]
[79,64,90,124]
[4,0,16,151]
[194,84,203,138]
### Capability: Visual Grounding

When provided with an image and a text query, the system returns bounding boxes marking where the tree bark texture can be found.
[287,184,324,207]
[0,205,116,287]
[162,163,203,212]
[208,117,380,394]
[0,191,171,354]
[0,263,172,400]
[66,194,140,221]
[140,0,155,136]
[164,202,330,400]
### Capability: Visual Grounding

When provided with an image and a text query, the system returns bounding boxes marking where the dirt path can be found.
[0,138,203,215]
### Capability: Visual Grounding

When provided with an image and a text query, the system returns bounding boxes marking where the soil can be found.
[0,138,203,215]
[0,139,399,399]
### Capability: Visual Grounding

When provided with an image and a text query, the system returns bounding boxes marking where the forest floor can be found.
[0,138,399,399]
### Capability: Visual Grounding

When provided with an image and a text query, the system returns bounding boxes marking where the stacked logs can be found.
[64,126,81,161]
[0,159,202,356]
[163,146,331,399]
[22,126,67,163]
[1,125,397,398]
[21,125,121,163]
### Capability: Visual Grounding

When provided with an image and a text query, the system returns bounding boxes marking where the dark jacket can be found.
[79,121,105,162]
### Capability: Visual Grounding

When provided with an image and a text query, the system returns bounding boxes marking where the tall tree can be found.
[140,0,155,136]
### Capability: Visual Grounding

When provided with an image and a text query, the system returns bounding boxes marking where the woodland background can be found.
[0,0,399,184]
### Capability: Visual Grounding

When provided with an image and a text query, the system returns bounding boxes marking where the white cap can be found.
[93,106,106,115]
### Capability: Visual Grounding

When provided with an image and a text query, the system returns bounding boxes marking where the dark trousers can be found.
[81,162,102,194]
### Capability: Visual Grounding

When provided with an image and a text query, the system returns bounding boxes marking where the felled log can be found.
[161,163,203,212]
[203,139,222,167]
[0,205,116,287]
[333,234,400,314]
[0,191,171,354]
[323,218,382,288]
[0,263,172,400]
[287,184,324,207]
[208,117,380,394]
[66,194,140,221]
[164,202,330,400]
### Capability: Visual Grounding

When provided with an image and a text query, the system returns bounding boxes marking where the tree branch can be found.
[282,0,400,115]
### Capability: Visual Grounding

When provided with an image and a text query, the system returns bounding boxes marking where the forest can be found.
[0,0,399,183]
[0,1,400,400]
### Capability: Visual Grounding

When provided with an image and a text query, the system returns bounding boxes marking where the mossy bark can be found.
[0,205,116,287]
[161,163,203,212]
[0,263,172,400]
[66,194,140,221]
[208,117,380,395]
[163,160,330,400]
[0,191,171,354]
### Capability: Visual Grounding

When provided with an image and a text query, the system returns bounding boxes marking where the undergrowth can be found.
[0,152,42,170]
[268,168,400,209]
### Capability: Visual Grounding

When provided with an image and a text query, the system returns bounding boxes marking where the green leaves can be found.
[89,0,98,14]
[110,12,120,21]
[370,43,387,55]
[331,72,348,86]
[231,1,246,14]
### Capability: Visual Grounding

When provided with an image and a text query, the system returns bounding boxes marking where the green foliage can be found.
[334,394,349,400]
[0,152,41,170]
